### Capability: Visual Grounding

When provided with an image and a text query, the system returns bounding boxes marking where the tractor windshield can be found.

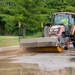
[53,14,69,26]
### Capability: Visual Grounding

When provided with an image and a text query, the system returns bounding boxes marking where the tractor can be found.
[20,12,75,52]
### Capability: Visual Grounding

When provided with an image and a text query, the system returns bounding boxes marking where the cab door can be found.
[68,14,75,35]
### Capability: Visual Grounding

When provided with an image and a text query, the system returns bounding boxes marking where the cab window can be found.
[69,15,75,25]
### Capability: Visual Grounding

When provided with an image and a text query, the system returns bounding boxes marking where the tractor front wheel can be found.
[64,38,70,50]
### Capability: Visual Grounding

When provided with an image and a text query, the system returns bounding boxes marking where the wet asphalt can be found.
[0,45,75,75]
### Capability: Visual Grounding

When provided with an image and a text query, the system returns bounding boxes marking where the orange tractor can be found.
[20,12,75,52]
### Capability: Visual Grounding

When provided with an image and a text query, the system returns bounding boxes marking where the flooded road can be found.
[0,45,75,75]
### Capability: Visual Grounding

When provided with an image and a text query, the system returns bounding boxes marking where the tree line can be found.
[0,0,75,36]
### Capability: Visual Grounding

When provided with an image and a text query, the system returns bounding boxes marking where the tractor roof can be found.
[55,12,75,15]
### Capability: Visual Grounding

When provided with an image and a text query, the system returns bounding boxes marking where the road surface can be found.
[0,45,75,75]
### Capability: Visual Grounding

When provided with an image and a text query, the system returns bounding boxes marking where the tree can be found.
[1,0,75,36]
[0,0,49,35]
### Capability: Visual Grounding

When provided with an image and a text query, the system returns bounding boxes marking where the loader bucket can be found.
[20,37,64,53]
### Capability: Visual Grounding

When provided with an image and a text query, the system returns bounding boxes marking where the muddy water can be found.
[0,63,75,75]
[0,46,75,75]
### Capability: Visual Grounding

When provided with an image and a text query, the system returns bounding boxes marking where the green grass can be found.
[26,32,43,38]
[0,32,43,47]
[0,36,19,47]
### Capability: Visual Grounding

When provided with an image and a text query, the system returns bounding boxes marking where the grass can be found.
[0,36,19,47]
[26,31,43,38]
[0,32,43,47]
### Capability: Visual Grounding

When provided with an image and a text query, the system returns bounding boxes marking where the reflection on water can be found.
[0,63,75,75]
[70,58,75,62]
[60,67,75,75]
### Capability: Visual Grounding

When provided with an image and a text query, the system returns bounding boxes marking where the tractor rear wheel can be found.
[72,33,75,48]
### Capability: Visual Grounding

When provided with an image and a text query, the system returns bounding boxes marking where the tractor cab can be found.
[50,12,75,36]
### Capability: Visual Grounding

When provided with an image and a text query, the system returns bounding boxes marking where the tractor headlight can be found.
[50,28,60,34]
[54,28,60,34]
[50,29,53,32]
[50,28,60,32]
[54,28,59,32]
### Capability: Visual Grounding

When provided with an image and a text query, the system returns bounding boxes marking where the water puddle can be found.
[70,58,75,62]
[0,63,75,75]
[0,46,75,74]
[69,54,75,56]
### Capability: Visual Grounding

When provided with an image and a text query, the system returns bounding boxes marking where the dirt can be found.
[0,46,37,62]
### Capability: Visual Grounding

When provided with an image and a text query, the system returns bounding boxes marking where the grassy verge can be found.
[0,36,19,47]
[26,31,43,38]
[0,32,43,47]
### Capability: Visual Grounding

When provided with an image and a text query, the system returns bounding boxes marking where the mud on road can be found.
[0,45,75,75]
[0,46,37,63]
[0,45,75,63]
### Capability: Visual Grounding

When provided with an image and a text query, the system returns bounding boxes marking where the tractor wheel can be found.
[73,42,75,48]
[72,33,75,48]
[44,26,50,37]
[62,32,65,37]
[64,38,70,50]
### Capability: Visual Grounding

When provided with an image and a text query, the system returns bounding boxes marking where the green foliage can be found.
[0,0,75,36]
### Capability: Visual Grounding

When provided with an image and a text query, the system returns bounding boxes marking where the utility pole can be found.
[22,24,26,38]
